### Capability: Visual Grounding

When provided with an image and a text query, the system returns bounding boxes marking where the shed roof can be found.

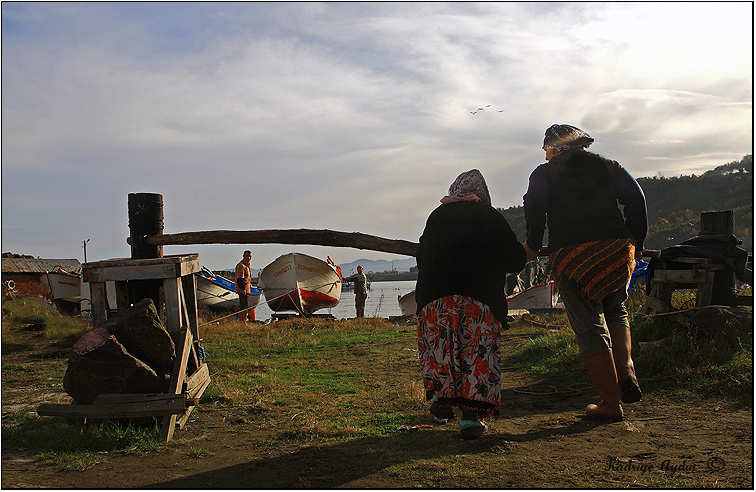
[2,258,81,274]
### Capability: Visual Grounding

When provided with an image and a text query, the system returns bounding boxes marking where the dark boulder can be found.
[63,327,167,404]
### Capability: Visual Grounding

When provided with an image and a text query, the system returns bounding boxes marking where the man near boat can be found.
[342,264,368,318]
[235,250,255,322]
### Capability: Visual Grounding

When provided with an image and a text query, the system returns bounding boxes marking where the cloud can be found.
[1,2,752,269]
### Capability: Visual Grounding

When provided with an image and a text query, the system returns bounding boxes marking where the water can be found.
[250,280,417,320]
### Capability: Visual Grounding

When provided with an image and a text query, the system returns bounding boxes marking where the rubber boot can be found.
[582,349,623,421]
[608,322,642,403]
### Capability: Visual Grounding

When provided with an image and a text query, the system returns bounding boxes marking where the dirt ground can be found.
[1,319,753,489]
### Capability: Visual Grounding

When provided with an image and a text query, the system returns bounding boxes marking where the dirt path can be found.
[2,326,752,488]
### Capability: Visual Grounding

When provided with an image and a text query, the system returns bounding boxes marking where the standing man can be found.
[235,250,253,322]
[343,265,368,318]
[522,124,647,421]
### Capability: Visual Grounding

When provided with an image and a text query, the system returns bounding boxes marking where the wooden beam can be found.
[130,229,419,257]
[37,396,197,419]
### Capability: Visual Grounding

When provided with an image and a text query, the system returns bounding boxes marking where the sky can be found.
[2,2,752,271]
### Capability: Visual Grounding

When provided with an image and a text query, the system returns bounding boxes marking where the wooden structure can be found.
[638,210,753,324]
[38,253,210,442]
[91,254,207,441]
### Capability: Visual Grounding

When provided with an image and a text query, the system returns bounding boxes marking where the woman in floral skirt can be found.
[415,169,526,439]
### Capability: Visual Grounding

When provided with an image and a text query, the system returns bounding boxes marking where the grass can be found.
[2,292,752,478]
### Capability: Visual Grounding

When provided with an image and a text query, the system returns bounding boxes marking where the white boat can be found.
[258,253,342,315]
[40,267,82,303]
[195,267,262,311]
[398,290,417,316]
[507,281,562,312]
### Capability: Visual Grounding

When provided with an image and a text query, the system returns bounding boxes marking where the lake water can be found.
[251,279,417,320]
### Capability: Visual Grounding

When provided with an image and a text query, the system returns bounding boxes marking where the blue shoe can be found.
[459,419,485,439]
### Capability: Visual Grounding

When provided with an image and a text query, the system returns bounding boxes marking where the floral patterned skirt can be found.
[417,295,502,419]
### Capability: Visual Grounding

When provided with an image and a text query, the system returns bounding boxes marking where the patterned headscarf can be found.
[543,124,594,151]
[440,169,492,206]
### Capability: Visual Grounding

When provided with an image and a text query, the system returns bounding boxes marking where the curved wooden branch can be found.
[130,229,418,257]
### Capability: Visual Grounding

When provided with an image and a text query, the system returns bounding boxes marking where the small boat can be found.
[398,290,417,316]
[40,266,83,314]
[195,267,262,311]
[258,253,342,314]
[40,266,82,303]
[507,281,562,312]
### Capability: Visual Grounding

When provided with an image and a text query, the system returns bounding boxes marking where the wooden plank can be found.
[163,277,182,335]
[184,363,210,394]
[177,374,211,429]
[161,325,193,442]
[115,281,129,312]
[90,282,108,326]
[93,393,187,404]
[84,262,199,283]
[654,269,711,283]
[37,398,197,419]
[696,271,715,307]
[643,295,670,314]
[135,229,419,257]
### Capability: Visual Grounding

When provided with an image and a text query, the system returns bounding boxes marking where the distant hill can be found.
[339,258,417,275]
[499,154,753,253]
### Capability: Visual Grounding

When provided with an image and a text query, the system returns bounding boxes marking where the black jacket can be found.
[415,201,526,325]
[523,149,647,252]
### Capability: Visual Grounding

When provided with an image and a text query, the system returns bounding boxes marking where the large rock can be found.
[104,298,176,375]
[688,305,753,347]
[63,327,168,404]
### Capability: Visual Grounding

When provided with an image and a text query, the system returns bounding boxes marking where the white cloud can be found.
[2,2,752,269]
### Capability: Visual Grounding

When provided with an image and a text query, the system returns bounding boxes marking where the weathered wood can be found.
[700,210,734,235]
[37,396,196,419]
[699,210,737,306]
[132,229,419,257]
[83,254,200,283]
[128,193,164,260]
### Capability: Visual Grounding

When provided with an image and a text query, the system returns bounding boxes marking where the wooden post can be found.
[128,193,164,259]
[700,210,736,306]
[128,193,164,309]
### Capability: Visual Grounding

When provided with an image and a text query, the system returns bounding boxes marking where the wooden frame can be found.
[39,254,210,442]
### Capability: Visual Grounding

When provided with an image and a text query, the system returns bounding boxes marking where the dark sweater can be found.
[523,149,648,252]
[415,201,526,325]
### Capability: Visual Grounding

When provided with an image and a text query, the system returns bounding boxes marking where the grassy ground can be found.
[1,292,752,487]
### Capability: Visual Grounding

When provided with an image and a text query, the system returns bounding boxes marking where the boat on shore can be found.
[40,266,82,303]
[507,280,562,312]
[398,290,417,316]
[258,253,342,315]
[195,267,262,311]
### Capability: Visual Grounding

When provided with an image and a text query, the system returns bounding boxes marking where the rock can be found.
[63,327,167,405]
[688,305,753,345]
[104,298,176,375]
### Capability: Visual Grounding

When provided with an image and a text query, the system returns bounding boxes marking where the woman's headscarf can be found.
[543,124,594,151]
[440,169,491,206]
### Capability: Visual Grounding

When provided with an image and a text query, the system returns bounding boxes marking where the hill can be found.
[499,155,753,252]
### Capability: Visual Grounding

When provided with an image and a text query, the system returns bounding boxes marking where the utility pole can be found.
[83,239,90,263]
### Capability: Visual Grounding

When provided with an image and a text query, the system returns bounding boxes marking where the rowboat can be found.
[258,253,342,314]
[40,267,82,303]
[398,290,417,316]
[195,267,262,311]
[507,280,562,312]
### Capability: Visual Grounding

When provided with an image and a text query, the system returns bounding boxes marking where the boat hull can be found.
[259,253,341,314]
[398,290,417,316]
[195,268,262,311]
[40,272,81,302]
[507,281,562,312]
